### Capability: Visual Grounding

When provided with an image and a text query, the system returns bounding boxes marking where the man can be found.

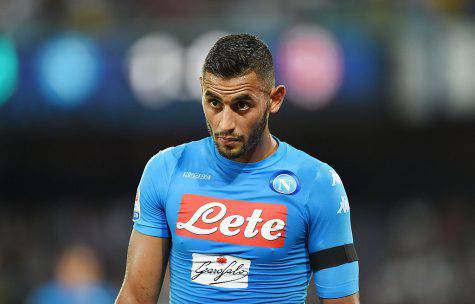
[28,245,116,304]
[116,34,359,304]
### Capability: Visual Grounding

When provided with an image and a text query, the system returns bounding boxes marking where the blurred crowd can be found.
[0,196,473,303]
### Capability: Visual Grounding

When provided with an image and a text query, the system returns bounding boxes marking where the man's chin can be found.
[216,144,244,160]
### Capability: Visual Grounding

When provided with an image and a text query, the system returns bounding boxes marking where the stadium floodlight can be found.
[0,36,18,107]
[277,24,343,110]
[127,33,183,109]
[36,33,102,107]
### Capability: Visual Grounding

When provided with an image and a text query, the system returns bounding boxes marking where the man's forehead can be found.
[201,71,267,94]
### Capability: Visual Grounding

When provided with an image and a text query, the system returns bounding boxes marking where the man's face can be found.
[201,71,271,160]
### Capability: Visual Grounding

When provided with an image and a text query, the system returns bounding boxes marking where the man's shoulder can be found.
[146,137,210,168]
[283,141,326,170]
[282,141,340,183]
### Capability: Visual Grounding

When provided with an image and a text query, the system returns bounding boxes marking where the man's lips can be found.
[217,136,240,144]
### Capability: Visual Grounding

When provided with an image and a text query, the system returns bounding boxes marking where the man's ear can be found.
[269,85,286,114]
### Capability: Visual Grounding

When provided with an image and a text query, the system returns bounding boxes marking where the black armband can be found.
[310,243,358,272]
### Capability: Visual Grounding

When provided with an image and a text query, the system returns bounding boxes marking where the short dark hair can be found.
[202,34,274,89]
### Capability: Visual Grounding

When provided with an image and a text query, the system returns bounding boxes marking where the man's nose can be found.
[219,106,236,133]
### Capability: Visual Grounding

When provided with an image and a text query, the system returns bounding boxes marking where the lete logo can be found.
[176,194,287,248]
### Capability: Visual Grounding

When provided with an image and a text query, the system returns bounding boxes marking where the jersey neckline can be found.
[207,135,287,171]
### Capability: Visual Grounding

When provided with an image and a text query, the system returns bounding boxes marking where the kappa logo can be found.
[330,169,342,187]
[176,194,287,248]
[183,171,212,180]
[337,195,350,214]
[270,171,300,195]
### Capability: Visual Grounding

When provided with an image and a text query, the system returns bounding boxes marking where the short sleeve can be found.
[132,151,172,238]
[306,163,359,298]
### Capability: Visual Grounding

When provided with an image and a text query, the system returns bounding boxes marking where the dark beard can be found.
[207,107,269,160]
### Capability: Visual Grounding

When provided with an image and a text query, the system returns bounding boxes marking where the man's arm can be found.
[306,163,359,299]
[320,293,360,304]
[116,230,170,304]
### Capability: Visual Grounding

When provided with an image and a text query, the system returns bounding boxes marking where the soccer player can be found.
[116,34,359,304]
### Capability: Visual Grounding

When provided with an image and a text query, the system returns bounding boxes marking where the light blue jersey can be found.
[133,136,358,303]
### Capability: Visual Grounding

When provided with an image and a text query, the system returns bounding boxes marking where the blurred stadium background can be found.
[1,0,474,303]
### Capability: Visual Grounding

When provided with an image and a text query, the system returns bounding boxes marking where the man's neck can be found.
[235,132,277,163]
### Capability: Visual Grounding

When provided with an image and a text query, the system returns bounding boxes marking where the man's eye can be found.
[209,99,221,108]
[236,101,250,111]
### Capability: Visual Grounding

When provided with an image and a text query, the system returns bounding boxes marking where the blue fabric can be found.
[133,136,359,302]
[27,282,116,304]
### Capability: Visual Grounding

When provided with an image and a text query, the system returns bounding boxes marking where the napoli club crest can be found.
[270,171,300,195]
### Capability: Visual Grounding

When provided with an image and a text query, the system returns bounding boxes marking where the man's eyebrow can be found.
[204,91,221,99]
[231,94,253,102]
[204,91,255,102]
